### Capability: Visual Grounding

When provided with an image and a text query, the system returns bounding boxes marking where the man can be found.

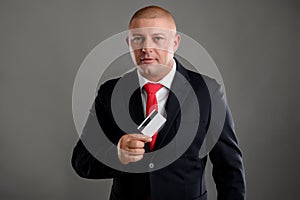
[72,5,246,200]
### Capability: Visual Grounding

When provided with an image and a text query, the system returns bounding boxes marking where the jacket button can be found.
[149,163,154,168]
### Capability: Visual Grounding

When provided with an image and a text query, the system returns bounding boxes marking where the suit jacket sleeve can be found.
[208,83,246,200]
[71,80,123,179]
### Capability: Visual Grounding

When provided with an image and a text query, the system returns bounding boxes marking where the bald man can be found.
[72,5,246,200]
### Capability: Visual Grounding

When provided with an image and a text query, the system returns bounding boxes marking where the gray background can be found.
[1,0,299,199]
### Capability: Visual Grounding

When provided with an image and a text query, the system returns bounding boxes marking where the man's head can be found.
[127,6,180,82]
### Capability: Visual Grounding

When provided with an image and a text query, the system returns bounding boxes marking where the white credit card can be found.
[137,110,166,137]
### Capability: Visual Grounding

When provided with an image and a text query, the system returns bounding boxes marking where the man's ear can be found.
[173,34,181,52]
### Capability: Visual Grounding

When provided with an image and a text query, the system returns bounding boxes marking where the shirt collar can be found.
[137,59,176,90]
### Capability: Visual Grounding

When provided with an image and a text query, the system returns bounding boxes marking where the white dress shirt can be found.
[137,59,176,117]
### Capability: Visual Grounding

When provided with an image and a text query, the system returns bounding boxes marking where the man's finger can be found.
[128,140,145,148]
[120,147,145,155]
[128,134,152,143]
[127,148,145,155]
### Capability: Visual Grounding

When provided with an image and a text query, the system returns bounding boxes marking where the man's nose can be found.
[142,38,154,52]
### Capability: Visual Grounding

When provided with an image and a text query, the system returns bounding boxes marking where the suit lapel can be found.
[129,88,144,125]
[153,60,191,151]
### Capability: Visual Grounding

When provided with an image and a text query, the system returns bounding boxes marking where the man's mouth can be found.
[140,58,156,64]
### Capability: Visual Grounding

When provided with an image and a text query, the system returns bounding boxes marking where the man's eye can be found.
[154,37,164,41]
[132,37,143,43]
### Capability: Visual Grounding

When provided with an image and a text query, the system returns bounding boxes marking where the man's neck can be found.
[141,60,174,82]
[137,59,176,89]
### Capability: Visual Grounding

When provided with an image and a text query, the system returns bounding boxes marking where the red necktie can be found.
[143,83,163,151]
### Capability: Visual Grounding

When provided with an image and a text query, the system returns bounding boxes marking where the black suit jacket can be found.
[72,59,246,200]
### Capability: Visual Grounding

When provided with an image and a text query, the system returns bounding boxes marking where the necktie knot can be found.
[143,83,163,95]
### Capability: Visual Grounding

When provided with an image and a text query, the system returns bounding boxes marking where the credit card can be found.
[137,110,166,137]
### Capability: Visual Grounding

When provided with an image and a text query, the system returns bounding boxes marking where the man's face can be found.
[128,17,180,81]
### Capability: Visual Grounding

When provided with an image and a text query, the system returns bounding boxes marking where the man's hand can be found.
[118,134,152,165]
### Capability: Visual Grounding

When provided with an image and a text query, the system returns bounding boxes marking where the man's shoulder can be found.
[97,69,137,95]
[182,66,219,92]
[97,78,120,94]
[186,68,214,81]
[175,59,218,87]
